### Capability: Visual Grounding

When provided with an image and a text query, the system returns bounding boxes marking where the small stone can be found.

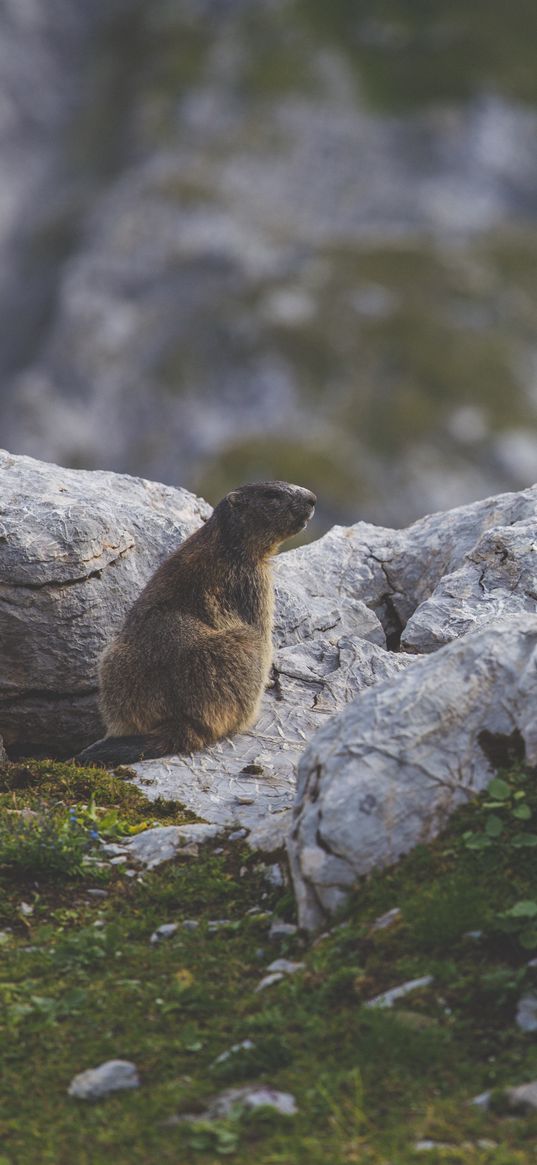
[414,1141,450,1152]
[463,930,483,941]
[213,1039,255,1065]
[19,902,34,917]
[0,930,12,944]
[255,972,285,992]
[266,958,304,975]
[516,993,537,1033]
[265,863,285,888]
[86,889,108,899]
[207,1085,297,1119]
[365,976,433,1009]
[150,923,178,945]
[477,1140,498,1150]
[471,1090,491,1109]
[255,948,266,960]
[93,920,106,929]
[110,855,127,865]
[68,1059,140,1100]
[228,828,248,842]
[506,1080,537,1112]
[183,920,199,932]
[269,920,298,940]
[207,919,233,931]
[124,869,137,878]
[369,907,401,933]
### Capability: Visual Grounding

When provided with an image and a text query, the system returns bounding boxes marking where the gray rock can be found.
[0,450,210,754]
[263,863,285,888]
[402,520,537,653]
[176,1085,298,1124]
[255,972,285,992]
[213,1040,255,1065]
[265,959,305,975]
[472,1080,537,1113]
[269,920,298,940]
[506,1080,537,1112]
[7,451,537,873]
[68,1059,140,1100]
[369,908,402,934]
[131,634,415,851]
[150,923,179,945]
[414,1142,450,1152]
[120,824,220,870]
[206,1085,297,1119]
[515,994,537,1033]
[288,613,537,930]
[365,976,433,1010]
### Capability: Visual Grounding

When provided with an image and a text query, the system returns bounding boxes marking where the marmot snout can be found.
[77,480,316,766]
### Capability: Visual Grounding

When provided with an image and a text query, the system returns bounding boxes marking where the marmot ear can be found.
[226,489,241,507]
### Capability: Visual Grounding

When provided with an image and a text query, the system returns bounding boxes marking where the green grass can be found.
[0,760,536,1163]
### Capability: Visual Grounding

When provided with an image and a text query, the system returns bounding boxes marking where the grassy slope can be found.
[0,760,536,1165]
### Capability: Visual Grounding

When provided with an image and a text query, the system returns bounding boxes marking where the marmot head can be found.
[214,480,316,557]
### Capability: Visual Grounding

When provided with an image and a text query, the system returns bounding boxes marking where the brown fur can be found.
[76,481,315,765]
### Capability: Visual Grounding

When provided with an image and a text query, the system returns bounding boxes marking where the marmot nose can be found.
[301,488,317,507]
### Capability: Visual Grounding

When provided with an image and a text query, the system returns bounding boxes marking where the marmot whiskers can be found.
[77,481,316,766]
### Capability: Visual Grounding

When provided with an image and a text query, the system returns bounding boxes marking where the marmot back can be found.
[77,481,316,766]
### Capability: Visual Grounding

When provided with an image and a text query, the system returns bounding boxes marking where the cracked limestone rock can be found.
[130,636,415,850]
[0,450,210,755]
[288,613,537,930]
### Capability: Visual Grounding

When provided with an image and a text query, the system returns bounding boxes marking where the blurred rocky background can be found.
[1,0,537,530]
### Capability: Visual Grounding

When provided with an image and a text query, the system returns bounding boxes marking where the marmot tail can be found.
[75,732,169,767]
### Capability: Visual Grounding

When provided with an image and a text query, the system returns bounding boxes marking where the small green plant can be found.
[462,773,537,851]
[495,899,537,951]
[0,808,96,879]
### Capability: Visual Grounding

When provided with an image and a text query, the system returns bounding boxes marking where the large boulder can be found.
[287,614,537,930]
[0,449,210,754]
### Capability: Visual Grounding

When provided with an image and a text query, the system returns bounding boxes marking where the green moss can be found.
[1,762,537,1162]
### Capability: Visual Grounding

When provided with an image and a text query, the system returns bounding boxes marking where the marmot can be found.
[77,480,316,766]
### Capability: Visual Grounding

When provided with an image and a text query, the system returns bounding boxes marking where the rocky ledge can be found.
[1,451,537,921]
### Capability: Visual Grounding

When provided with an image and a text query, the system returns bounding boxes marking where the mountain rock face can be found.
[2,3,537,528]
[2,452,537,885]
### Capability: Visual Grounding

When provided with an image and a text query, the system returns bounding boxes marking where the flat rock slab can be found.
[131,638,415,851]
[288,613,537,930]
